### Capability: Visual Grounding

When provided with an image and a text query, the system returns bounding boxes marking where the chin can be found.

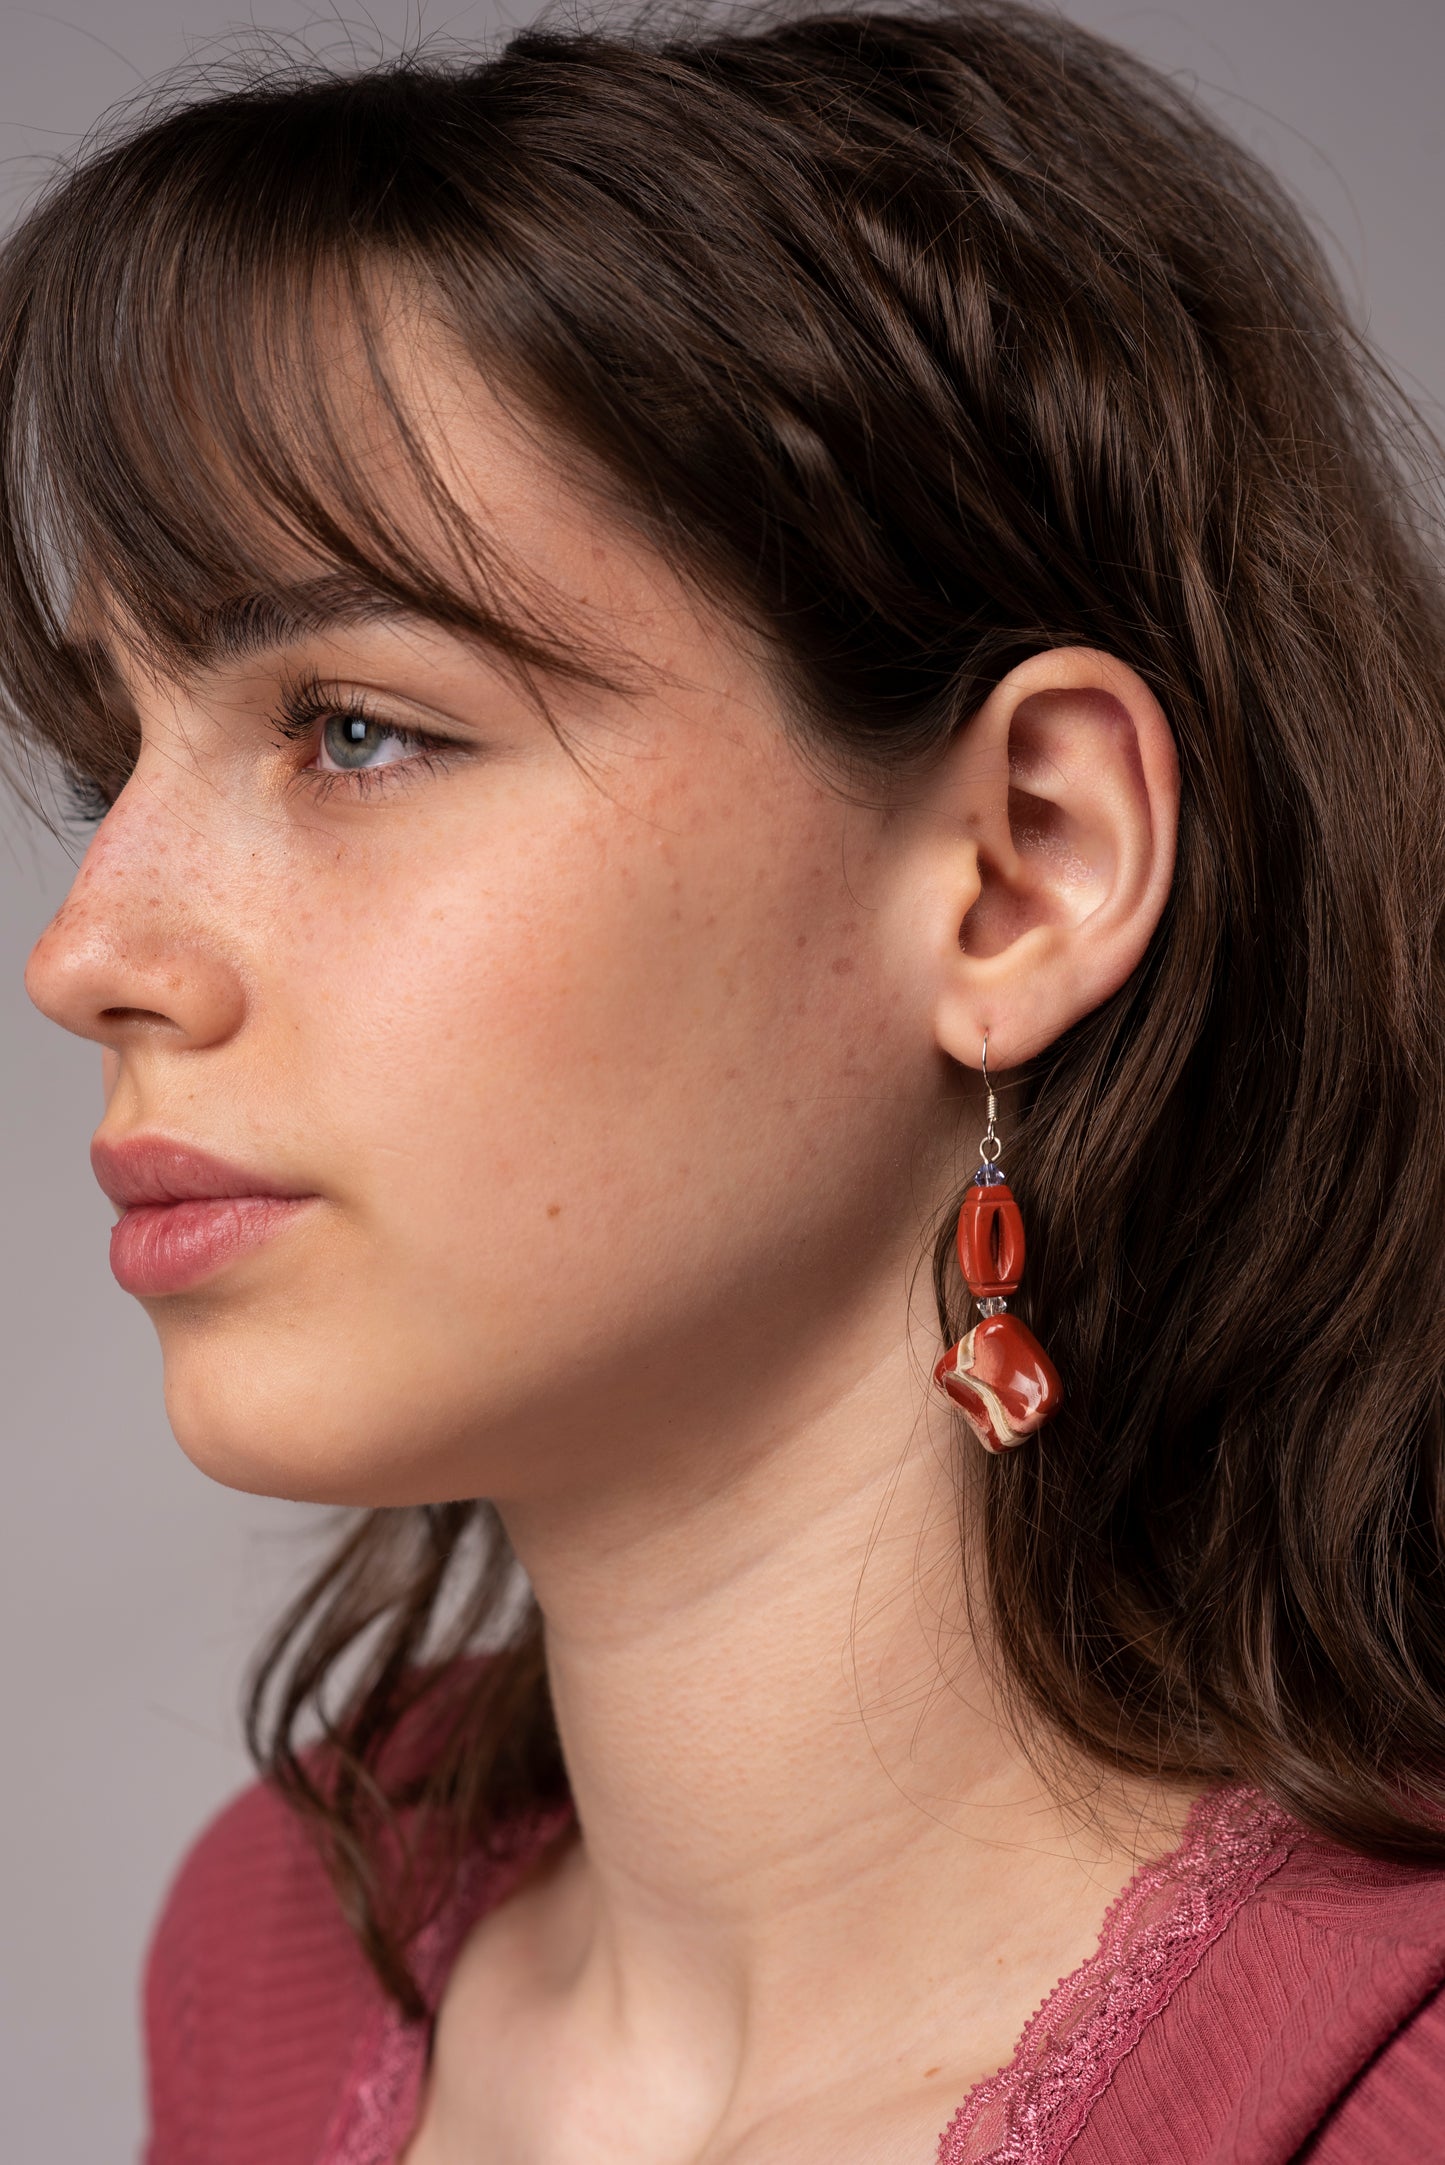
[158,1338,480,1508]
[164,1396,381,1505]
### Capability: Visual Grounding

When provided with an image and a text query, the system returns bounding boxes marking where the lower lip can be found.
[109,1196,316,1297]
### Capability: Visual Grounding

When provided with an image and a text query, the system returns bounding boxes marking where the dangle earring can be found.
[933,1032,1064,1452]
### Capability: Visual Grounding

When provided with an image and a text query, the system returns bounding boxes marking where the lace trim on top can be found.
[317,1803,576,2165]
[317,1784,1299,2165]
[936,1782,1299,2165]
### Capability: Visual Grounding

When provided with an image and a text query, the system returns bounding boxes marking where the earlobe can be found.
[932,646,1179,1070]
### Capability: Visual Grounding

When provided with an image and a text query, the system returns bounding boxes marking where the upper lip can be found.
[90,1134,315,1210]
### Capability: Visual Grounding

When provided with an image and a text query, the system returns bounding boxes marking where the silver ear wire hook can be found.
[980,1031,1001,1164]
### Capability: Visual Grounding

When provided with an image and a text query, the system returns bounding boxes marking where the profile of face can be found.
[24,330,1179,1518]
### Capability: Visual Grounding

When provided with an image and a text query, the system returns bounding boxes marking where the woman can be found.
[5,1,1445,2157]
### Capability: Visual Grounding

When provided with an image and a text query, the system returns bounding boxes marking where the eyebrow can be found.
[165,574,428,673]
[62,565,643,704]
[57,572,449,687]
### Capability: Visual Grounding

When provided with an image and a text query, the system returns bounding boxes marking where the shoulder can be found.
[140,1658,530,2164]
[147,1763,338,1953]
[1261,1819,1445,1950]
[1304,1973,1445,2161]
[1254,1831,1445,2159]
[1075,1799,1445,2164]
[142,1771,382,2165]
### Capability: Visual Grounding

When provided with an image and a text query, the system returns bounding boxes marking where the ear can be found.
[924,647,1180,1070]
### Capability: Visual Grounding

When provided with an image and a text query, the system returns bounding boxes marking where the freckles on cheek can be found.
[298,738,864,1185]
[298,808,633,1126]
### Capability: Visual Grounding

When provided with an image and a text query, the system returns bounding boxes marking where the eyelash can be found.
[271,669,462,799]
[59,673,460,831]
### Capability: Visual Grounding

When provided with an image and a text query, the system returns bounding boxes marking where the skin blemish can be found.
[546,1203,562,1218]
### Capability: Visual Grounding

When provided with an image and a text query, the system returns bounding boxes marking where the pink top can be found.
[143,1774,1445,2164]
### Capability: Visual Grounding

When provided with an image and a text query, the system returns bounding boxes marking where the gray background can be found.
[1,0,1441,2155]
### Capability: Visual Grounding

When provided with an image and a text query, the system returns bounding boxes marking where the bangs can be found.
[0,76,648,819]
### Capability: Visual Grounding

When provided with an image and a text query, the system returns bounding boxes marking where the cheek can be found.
[153,742,943,1508]
[272,760,919,1349]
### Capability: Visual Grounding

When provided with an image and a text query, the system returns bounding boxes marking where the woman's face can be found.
[25,366,964,1509]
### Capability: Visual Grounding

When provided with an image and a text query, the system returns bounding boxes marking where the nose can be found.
[25,793,247,1055]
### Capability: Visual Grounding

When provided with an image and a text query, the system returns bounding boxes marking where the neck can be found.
[499,1299,1197,2082]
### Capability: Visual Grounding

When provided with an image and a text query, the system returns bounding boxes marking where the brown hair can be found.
[4,0,1445,2016]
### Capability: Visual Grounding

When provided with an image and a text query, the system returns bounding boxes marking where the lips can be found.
[91,1136,310,1210]
[92,1135,317,1297]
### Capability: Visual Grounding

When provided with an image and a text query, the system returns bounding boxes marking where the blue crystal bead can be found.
[973,1163,1006,1186]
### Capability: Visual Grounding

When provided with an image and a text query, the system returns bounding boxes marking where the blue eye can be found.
[319,714,412,770]
[273,675,459,788]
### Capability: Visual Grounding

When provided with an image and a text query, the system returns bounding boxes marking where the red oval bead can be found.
[932,1312,1063,1452]
[957,1180,1026,1298]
